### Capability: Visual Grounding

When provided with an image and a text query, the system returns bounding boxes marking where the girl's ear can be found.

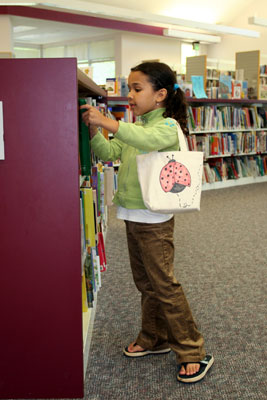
[156,88,167,103]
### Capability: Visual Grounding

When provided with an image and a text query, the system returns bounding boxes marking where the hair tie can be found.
[174,83,179,91]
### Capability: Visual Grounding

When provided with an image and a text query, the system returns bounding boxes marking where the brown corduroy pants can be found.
[124,217,206,364]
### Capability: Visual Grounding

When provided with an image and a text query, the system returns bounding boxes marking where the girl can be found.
[81,62,213,383]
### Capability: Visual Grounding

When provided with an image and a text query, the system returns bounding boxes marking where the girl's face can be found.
[127,71,165,116]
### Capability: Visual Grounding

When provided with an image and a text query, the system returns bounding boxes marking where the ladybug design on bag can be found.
[160,155,191,193]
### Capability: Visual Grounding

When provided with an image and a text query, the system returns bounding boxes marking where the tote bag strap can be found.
[175,122,188,152]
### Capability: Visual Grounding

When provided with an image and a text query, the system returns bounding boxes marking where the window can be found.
[43,46,65,58]
[90,60,115,85]
[14,47,41,58]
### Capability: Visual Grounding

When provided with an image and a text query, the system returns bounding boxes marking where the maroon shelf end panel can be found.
[0,58,84,398]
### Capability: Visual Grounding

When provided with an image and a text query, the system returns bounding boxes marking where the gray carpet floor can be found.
[85,183,267,400]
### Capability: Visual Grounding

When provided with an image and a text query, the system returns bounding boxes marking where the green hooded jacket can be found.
[91,107,180,209]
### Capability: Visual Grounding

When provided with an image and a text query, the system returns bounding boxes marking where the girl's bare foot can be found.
[179,363,200,376]
[127,342,145,353]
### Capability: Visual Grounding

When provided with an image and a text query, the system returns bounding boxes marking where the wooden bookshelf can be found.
[0,58,108,399]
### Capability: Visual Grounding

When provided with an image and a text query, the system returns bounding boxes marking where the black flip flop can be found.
[177,355,214,383]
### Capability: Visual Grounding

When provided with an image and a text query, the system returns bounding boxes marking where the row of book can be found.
[260,65,267,75]
[203,155,267,183]
[106,77,129,96]
[188,105,267,132]
[187,130,267,158]
[80,164,116,309]
[79,97,117,310]
[108,104,135,123]
[79,97,110,176]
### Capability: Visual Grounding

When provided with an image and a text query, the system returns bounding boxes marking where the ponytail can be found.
[163,86,189,134]
[131,62,189,134]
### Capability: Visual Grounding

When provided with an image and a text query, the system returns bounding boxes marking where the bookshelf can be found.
[107,96,267,190]
[188,98,267,189]
[78,70,108,381]
[0,58,106,399]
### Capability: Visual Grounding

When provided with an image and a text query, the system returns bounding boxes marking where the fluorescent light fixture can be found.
[13,25,37,32]
[163,29,221,44]
[41,1,260,38]
[248,16,267,27]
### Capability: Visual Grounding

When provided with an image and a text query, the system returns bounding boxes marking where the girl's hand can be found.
[80,104,119,134]
[80,104,105,127]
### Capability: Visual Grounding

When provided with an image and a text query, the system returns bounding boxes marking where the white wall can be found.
[118,33,183,77]
[207,0,267,66]
[0,15,13,54]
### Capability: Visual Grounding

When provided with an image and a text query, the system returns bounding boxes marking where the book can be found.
[106,78,116,95]
[203,163,216,183]
[91,165,101,216]
[219,75,232,99]
[81,187,96,248]
[84,253,94,307]
[109,104,134,123]
[118,76,129,96]
[259,84,267,100]
[79,98,91,175]
[91,247,101,292]
[181,82,193,97]
[209,158,224,181]
[104,166,115,206]
[241,81,248,99]
[210,136,220,155]
[82,272,89,312]
[232,80,242,99]
[97,232,107,272]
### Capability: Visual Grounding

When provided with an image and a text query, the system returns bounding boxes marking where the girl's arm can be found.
[80,104,119,134]
[91,131,123,162]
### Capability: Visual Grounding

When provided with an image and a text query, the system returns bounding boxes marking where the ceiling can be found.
[1,0,259,46]
[11,15,118,45]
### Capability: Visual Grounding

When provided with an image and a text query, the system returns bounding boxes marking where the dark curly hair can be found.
[131,61,188,134]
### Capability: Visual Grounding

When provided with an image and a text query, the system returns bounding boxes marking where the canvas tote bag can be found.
[136,123,203,213]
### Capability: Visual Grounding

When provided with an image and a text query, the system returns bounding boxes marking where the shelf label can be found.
[0,101,4,160]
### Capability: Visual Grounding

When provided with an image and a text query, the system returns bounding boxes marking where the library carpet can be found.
[84,183,267,400]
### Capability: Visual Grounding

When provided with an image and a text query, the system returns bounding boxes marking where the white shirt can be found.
[117,206,173,223]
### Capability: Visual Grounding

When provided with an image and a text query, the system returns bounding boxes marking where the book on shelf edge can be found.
[79,98,91,176]
[81,187,96,248]
[84,253,94,307]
